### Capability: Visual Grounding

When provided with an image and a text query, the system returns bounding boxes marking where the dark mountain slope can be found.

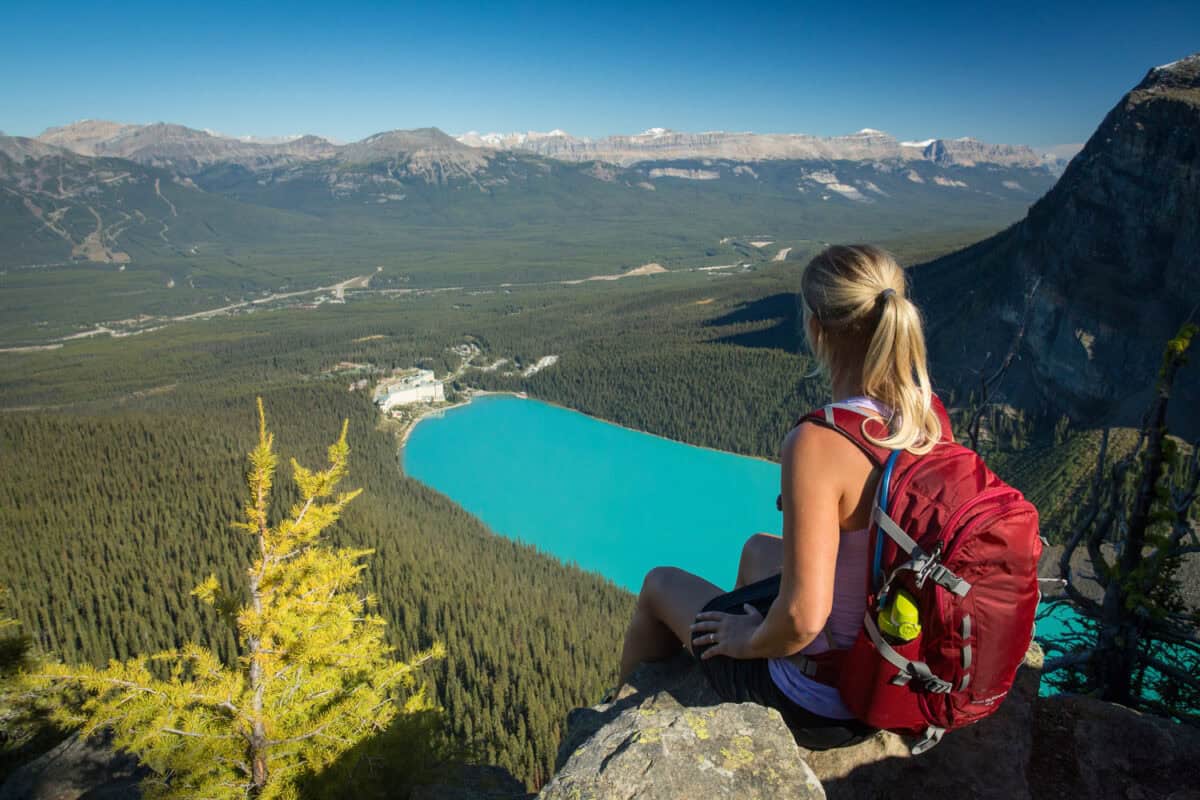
[916,54,1200,436]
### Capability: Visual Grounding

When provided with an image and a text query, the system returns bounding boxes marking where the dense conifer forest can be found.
[0,386,632,787]
[0,252,1121,789]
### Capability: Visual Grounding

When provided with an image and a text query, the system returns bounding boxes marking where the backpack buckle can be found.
[912,553,939,590]
[913,545,972,597]
[911,725,946,755]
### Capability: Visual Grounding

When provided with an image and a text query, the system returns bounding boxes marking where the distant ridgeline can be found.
[917,54,1200,439]
[0,117,1059,345]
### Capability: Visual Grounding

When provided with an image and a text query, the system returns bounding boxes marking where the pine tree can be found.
[31,399,444,799]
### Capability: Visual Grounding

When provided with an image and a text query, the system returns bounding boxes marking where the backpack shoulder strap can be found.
[797,393,956,462]
[797,403,892,467]
[775,394,955,511]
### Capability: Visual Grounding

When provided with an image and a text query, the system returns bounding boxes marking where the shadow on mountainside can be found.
[703,293,802,352]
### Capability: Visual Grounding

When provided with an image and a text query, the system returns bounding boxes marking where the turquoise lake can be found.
[404,394,782,593]
[403,394,1200,706]
[405,393,1073,639]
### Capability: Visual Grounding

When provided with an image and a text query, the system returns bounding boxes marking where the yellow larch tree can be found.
[31,399,443,799]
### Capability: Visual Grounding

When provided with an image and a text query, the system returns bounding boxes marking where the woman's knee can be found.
[639,566,685,604]
[643,566,681,597]
[738,532,782,586]
[741,532,780,567]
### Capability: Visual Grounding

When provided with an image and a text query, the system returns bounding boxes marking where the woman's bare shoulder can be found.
[781,420,866,467]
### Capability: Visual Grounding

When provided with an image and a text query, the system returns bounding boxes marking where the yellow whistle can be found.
[878,589,922,641]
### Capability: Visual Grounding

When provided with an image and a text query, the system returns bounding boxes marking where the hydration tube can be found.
[872,450,902,593]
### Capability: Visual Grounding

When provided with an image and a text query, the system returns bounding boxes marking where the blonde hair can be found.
[800,244,941,455]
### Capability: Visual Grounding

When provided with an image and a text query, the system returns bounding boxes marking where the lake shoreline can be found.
[397,388,781,467]
[395,389,525,450]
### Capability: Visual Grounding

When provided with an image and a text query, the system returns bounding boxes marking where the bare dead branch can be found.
[162,727,240,740]
[1137,652,1200,688]
[1043,650,1095,673]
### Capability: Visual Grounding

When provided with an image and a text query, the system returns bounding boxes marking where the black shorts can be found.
[692,575,876,751]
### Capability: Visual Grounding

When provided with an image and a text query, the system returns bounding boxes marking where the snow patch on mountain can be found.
[933,176,969,188]
[648,167,719,180]
[802,170,869,202]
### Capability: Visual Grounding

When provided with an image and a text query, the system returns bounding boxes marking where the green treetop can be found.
[32,399,443,799]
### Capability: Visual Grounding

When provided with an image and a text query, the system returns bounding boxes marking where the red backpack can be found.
[788,395,1041,753]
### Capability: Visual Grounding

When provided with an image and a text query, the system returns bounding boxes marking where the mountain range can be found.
[456,127,1067,170]
[0,111,1059,310]
[26,120,1069,174]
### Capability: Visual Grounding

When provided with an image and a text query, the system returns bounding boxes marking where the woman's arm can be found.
[693,422,843,660]
[749,423,842,656]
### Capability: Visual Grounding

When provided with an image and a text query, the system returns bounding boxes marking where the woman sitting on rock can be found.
[617,244,943,750]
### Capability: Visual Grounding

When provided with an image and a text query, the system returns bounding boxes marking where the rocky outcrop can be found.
[542,646,1043,800]
[539,653,825,800]
[543,642,1200,800]
[917,53,1200,437]
[1029,693,1200,800]
[0,731,145,800]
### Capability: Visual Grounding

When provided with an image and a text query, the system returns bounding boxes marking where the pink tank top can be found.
[767,396,887,719]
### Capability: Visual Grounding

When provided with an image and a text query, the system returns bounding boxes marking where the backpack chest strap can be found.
[872,505,972,598]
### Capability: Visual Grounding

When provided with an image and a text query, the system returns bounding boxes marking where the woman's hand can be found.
[690,604,764,660]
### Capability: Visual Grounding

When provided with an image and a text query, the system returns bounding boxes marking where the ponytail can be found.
[801,245,941,455]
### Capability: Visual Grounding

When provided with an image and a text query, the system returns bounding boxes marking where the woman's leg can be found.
[735,533,783,588]
[618,566,723,684]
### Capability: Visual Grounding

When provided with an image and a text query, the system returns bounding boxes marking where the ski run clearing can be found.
[563,262,668,284]
[522,355,559,377]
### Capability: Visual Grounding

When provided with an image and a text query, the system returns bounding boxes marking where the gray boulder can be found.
[1029,693,1200,800]
[538,653,825,800]
[0,731,144,800]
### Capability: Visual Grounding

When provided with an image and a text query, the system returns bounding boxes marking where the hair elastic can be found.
[879,288,896,301]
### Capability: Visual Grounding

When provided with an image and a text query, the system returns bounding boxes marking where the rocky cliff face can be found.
[540,646,1200,800]
[457,127,1045,168]
[916,53,1200,436]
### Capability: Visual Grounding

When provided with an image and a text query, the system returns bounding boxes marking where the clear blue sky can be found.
[2,0,1197,148]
